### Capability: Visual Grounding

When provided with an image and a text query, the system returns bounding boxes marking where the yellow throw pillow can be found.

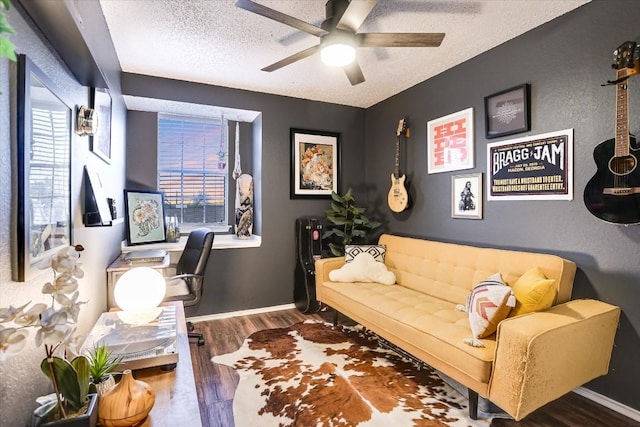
[509,267,557,317]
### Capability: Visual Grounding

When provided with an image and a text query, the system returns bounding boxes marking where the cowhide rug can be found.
[212,320,492,427]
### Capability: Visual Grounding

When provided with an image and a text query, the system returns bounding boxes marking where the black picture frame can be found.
[90,87,112,163]
[484,83,530,139]
[290,128,340,199]
[14,54,73,282]
[124,190,167,245]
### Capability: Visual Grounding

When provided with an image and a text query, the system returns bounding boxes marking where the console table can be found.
[129,301,202,427]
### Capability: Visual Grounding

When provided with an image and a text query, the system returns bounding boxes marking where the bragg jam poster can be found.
[427,108,474,174]
[487,129,573,201]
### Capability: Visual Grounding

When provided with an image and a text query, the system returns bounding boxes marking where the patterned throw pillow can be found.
[508,267,557,317]
[344,245,386,263]
[459,273,516,347]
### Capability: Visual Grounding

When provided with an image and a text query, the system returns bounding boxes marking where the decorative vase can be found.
[98,369,155,427]
[93,374,116,397]
[36,393,98,427]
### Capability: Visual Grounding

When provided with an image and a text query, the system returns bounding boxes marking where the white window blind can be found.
[30,105,70,227]
[158,114,228,226]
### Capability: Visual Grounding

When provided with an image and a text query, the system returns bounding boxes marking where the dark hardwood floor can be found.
[188,308,639,427]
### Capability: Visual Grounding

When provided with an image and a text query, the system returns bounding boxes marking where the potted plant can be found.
[0,0,17,62]
[322,188,381,257]
[0,245,97,426]
[86,343,123,397]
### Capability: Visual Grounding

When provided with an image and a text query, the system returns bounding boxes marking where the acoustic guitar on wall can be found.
[388,118,410,212]
[584,41,640,224]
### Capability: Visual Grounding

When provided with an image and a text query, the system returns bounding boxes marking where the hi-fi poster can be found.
[487,129,573,201]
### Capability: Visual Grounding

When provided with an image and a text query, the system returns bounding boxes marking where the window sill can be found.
[121,234,261,253]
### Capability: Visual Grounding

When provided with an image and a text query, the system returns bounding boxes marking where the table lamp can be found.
[114,267,166,325]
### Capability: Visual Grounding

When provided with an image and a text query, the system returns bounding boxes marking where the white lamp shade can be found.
[320,43,356,67]
[114,267,166,313]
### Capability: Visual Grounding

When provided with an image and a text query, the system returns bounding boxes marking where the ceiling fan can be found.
[235,0,445,86]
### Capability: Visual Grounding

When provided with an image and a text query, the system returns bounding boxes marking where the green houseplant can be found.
[322,188,381,257]
[0,246,97,425]
[86,342,123,396]
[0,0,17,61]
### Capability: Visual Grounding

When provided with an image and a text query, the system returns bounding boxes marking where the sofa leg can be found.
[332,309,339,327]
[468,389,478,420]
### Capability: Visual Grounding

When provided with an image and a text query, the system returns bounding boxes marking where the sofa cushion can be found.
[344,244,386,263]
[320,280,496,383]
[329,253,396,285]
[462,273,516,346]
[509,267,556,317]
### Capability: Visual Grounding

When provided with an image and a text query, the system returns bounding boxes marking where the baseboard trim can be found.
[187,303,297,323]
[574,387,640,422]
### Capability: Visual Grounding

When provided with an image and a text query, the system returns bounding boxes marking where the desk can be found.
[106,254,171,310]
[125,301,202,427]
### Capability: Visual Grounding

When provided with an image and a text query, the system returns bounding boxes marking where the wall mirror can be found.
[14,54,72,282]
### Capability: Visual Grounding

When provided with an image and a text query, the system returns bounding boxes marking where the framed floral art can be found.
[124,190,166,245]
[290,128,340,199]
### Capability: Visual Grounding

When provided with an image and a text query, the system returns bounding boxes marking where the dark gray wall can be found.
[364,0,640,411]
[121,73,366,315]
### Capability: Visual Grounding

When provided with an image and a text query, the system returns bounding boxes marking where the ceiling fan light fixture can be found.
[321,43,356,67]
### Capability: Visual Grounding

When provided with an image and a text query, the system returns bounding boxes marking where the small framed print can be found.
[90,87,112,163]
[427,108,474,174]
[484,84,530,139]
[290,128,340,199]
[451,173,483,219]
[124,190,166,245]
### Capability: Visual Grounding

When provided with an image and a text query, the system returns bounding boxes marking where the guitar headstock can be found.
[612,41,639,76]
[396,118,409,137]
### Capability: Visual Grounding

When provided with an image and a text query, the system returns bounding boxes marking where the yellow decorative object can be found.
[509,267,557,317]
[98,369,155,427]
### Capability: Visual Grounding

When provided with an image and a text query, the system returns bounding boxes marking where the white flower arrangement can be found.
[0,245,91,420]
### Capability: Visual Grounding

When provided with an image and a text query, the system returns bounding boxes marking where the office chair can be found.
[164,228,214,346]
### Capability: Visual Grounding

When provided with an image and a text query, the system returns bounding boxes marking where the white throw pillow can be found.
[329,253,396,285]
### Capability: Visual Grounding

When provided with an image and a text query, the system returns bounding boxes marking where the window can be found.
[157,114,228,228]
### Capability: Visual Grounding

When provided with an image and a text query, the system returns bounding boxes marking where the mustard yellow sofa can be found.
[315,234,620,421]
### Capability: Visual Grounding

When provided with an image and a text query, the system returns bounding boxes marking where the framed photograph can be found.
[90,87,112,163]
[452,173,483,219]
[124,190,167,245]
[290,128,340,199]
[484,84,530,139]
[487,129,573,201]
[427,107,474,174]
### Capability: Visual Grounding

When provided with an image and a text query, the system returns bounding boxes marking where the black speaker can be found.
[294,217,323,313]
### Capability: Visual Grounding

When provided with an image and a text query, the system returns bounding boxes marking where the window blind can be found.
[158,114,228,225]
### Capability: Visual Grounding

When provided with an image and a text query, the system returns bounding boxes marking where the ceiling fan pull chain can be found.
[233,121,242,180]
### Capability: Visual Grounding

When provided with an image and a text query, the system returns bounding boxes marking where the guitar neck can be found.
[615,68,631,156]
[394,135,400,177]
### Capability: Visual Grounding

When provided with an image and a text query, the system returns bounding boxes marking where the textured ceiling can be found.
[100,0,589,108]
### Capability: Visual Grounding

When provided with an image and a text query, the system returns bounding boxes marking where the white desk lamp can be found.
[114,267,166,325]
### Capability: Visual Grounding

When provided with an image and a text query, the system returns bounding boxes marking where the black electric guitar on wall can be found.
[584,41,640,224]
[388,118,410,212]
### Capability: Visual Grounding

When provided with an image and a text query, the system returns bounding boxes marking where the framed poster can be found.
[124,190,166,245]
[484,84,530,139]
[290,128,340,199]
[452,173,483,219]
[487,129,573,201]
[90,87,112,164]
[427,108,474,174]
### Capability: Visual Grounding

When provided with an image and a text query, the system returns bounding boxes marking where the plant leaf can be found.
[1,0,10,11]
[0,38,16,61]
[0,12,14,34]
[41,356,83,411]
[343,188,354,201]
[72,356,90,404]
[330,192,343,203]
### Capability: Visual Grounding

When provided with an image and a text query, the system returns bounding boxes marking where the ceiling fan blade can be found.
[336,0,377,32]
[358,33,445,47]
[261,45,320,72]
[344,61,365,86]
[235,0,328,38]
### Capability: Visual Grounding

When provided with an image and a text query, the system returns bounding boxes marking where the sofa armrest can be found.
[315,257,345,284]
[488,299,620,421]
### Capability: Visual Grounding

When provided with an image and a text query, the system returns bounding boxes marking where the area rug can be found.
[212,320,492,426]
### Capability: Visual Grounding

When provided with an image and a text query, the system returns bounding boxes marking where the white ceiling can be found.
[99,0,589,109]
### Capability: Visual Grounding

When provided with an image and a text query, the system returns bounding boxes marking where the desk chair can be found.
[164,228,214,346]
